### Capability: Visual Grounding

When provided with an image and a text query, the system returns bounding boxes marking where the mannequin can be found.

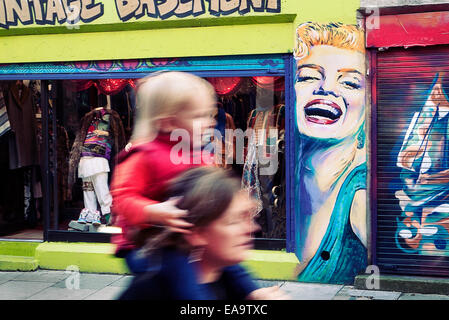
[242,87,283,238]
[68,92,126,228]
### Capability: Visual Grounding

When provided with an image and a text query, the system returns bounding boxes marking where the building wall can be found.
[361,0,449,7]
[0,0,370,284]
[0,0,359,63]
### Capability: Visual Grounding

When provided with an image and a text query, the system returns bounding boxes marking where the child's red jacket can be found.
[110,133,212,257]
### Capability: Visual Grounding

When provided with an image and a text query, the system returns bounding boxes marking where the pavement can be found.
[1,270,449,300]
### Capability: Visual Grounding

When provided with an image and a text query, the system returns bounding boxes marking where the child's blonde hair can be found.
[131,71,216,142]
[294,22,365,62]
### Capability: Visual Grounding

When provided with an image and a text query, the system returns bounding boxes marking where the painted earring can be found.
[357,130,365,149]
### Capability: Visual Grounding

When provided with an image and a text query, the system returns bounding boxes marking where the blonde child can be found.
[110,72,216,269]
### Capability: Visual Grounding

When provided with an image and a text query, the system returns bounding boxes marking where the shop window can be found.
[0,75,286,245]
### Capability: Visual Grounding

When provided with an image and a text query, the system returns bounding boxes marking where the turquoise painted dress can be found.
[298,163,367,284]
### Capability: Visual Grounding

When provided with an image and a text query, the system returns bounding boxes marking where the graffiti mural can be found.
[395,74,449,256]
[293,22,367,284]
[374,45,449,276]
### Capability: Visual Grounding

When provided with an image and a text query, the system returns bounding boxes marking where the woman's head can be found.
[131,72,217,144]
[142,167,259,267]
[294,22,365,140]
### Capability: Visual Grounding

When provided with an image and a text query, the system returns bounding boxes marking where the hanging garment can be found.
[29,80,42,115]
[0,91,10,137]
[57,125,70,203]
[6,83,39,169]
[23,166,38,226]
[266,104,286,239]
[242,105,283,237]
[241,142,262,209]
[204,108,236,168]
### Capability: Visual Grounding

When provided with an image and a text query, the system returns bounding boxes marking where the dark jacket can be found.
[6,83,39,170]
[119,247,258,300]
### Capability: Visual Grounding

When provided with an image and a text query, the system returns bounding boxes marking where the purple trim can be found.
[369,49,378,267]
[284,55,295,253]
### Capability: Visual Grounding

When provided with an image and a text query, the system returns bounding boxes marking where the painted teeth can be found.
[310,104,341,116]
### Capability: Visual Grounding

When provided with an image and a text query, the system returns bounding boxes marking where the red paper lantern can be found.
[69,79,135,95]
[251,76,284,92]
[206,77,242,95]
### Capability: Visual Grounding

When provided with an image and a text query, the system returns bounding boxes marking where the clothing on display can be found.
[0,91,10,137]
[6,81,39,170]
[0,81,42,230]
[203,107,236,169]
[57,125,70,204]
[110,85,135,141]
[68,106,126,227]
[242,103,285,238]
[78,156,112,221]
[210,78,285,239]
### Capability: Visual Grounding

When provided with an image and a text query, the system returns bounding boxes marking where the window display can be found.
[0,75,286,243]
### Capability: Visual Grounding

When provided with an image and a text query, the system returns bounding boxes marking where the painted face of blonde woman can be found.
[295,45,366,140]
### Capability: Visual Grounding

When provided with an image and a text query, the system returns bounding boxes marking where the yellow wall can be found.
[0,0,360,63]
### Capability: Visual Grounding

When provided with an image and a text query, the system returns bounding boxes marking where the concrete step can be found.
[0,255,38,271]
[355,274,449,295]
[0,241,40,257]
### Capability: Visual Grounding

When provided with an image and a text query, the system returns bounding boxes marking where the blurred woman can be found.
[119,166,289,300]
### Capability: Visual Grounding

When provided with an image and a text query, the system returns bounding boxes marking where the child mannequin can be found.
[69,94,126,226]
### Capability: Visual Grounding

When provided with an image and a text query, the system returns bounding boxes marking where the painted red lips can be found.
[304,99,343,125]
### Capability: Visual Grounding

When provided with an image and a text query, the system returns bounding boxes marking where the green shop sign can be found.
[0,0,281,29]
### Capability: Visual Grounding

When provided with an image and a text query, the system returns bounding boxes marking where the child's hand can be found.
[144,197,193,234]
[246,286,291,300]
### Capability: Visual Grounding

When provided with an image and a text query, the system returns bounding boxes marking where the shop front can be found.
[0,0,368,284]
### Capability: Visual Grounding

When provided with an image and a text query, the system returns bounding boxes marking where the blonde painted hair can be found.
[131,71,216,142]
[294,22,365,61]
